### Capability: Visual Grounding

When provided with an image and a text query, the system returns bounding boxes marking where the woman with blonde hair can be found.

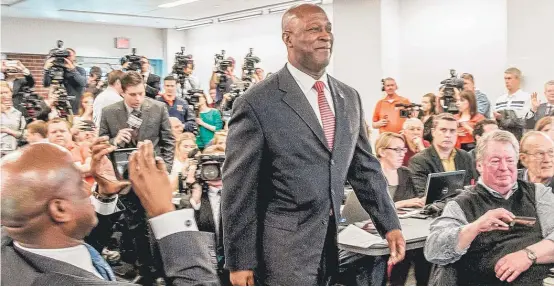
[170,132,199,190]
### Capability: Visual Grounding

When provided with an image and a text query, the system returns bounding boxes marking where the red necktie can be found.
[314,81,335,150]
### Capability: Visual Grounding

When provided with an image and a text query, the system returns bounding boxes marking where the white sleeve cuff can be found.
[190,198,202,210]
[149,209,199,240]
[90,195,120,215]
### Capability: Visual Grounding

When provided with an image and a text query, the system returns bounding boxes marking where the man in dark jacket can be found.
[409,113,476,196]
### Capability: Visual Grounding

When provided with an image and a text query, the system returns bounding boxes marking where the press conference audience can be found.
[372,77,411,133]
[1,81,26,157]
[207,131,227,150]
[494,67,530,119]
[43,48,87,114]
[195,93,223,150]
[93,70,124,128]
[519,131,554,186]
[99,71,175,171]
[468,119,499,160]
[425,130,554,285]
[418,93,438,142]
[76,92,94,122]
[526,80,554,129]
[157,75,196,132]
[85,66,104,97]
[461,73,491,118]
[535,116,554,140]
[24,120,48,144]
[408,113,476,196]
[454,90,486,151]
[139,56,161,99]
[170,117,185,138]
[401,118,430,167]
[170,132,198,191]
[0,139,220,285]
[209,57,239,107]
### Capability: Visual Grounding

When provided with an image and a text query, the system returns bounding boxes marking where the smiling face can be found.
[477,141,518,194]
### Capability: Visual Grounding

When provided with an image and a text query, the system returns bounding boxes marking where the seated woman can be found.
[454,90,485,151]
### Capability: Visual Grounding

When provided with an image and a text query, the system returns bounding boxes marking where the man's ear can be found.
[476,160,484,175]
[47,199,73,223]
[282,32,293,48]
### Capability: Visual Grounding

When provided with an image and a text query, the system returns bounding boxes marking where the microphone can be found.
[127,109,143,141]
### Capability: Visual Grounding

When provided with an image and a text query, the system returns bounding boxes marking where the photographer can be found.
[372,78,412,133]
[194,93,223,150]
[85,66,105,97]
[176,59,201,98]
[139,56,161,99]
[157,75,196,133]
[1,59,34,96]
[209,56,239,108]
[43,48,87,115]
[461,73,491,118]
[0,81,26,157]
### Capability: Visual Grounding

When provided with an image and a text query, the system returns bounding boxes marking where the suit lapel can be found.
[278,66,329,152]
[327,76,347,154]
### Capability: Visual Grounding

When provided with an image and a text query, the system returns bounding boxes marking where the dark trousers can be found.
[317,216,339,286]
[389,249,431,286]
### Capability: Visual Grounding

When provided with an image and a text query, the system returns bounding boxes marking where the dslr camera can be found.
[439,69,464,113]
[120,48,142,72]
[395,103,422,118]
[46,40,71,83]
[178,153,225,194]
[18,87,43,121]
[242,48,261,82]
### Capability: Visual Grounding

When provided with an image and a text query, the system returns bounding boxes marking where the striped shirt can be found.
[494,89,530,119]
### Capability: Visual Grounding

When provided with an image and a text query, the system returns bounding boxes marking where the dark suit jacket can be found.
[221,65,401,285]
[408,145,476,197]
[1,229,220,286]
[145,74,161,99]
[43,66,87,114]
[98,98,175,171]
[526,103,554,129]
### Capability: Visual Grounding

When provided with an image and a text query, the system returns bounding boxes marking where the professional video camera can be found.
[185,89,204,111]
[46,40,71,82]
[52,85,75,119]
[178,153,225,194]
[18,87,43,121]
[214,50,233,92]
[120,48,142,72]
[242,48,261,82]
[222,81,251,111]
[171,47,195,94]
[395,103,422,118]
[439,69,464,113]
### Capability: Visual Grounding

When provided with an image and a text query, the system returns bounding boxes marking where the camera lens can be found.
[201,164,221,181]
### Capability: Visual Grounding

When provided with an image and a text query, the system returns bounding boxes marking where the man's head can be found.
[544,80,554,105]
[140,56,150,73]
[461,73,475,92]
[67,48,77,62]
[431,113,458,152]
[25,120,48,144]
[163,75,177,98]
[504,67,522,93]
[107,70,125,94]
[0,81,13,111]
[402,118,424,142]
[47,118,73,148]
[1,143,97,247]
[475,130,519,195]
[282,4,332,77]
[382,78,398,96]
[88,66,102,84]
[169,117,184,138]
[520,131,554,183]
[473,119,499,142]
[120,71,145,109]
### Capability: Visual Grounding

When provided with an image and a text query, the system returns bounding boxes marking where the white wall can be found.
[507,0,554,95]
[182,4,334,89]
[398,0,508,104]
[1,17,165,59]
[163,28,188,75]
[380,0,400,80]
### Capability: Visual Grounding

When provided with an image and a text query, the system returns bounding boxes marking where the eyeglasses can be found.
[522,149,554,160]
[385,147,408,154]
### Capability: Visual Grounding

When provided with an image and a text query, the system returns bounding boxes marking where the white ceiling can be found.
[1,0,329,29]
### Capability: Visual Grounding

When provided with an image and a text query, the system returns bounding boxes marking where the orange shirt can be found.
[454,113,486,148]
[372,94,411,133]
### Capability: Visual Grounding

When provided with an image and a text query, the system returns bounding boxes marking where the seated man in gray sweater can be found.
[424,130,554,285]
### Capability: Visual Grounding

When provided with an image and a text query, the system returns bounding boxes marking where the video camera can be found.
[439,69,464,113]
[222,81,250,112]
[120,48,142,72]
[46,40,71,83]
[178,152,225,194]
[52,84,75,119]
[185,89,204,111]
[214,50,233,92]
[242,48,261,82]
[18,87,43,121]
[395,103,422,118]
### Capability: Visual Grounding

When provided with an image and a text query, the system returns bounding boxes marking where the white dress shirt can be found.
[190,186,222,236]
[286,62,335,127]
[14,242,104,279]
[93,86,123,128]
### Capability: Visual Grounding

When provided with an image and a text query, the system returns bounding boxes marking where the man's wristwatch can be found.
[524,248,537,264]
[91,183,118,203]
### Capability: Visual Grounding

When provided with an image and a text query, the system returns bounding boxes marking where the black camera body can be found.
[172,47,194,80]
[18,87,43,121]
[195,154,225,182]
[185,89,204,110]
[214,50,232,92]
[440,69,464,113]
[223,82,250,111]
[120,48,142,72]
[242,48,261,82]
[46,40,70,83]
[53,85,75,119]
[395,103,422,118]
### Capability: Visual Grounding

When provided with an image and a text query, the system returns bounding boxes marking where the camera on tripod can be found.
[439,69,464,114]
[18,87,43,121]
[178,153,225,194]
[395,103,422,118]
[46,40,71,82]
[120,48,142,72]
[242,48,260,82]
[214,50,233,92]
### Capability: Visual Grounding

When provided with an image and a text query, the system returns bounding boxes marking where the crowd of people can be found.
[2,2,554,286]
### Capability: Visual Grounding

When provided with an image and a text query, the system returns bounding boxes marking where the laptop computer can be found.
[341,192,371,225]
[423,170,467,205]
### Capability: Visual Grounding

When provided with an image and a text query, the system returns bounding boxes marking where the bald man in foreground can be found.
[222,4,405,285]
[1,139,219,285]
